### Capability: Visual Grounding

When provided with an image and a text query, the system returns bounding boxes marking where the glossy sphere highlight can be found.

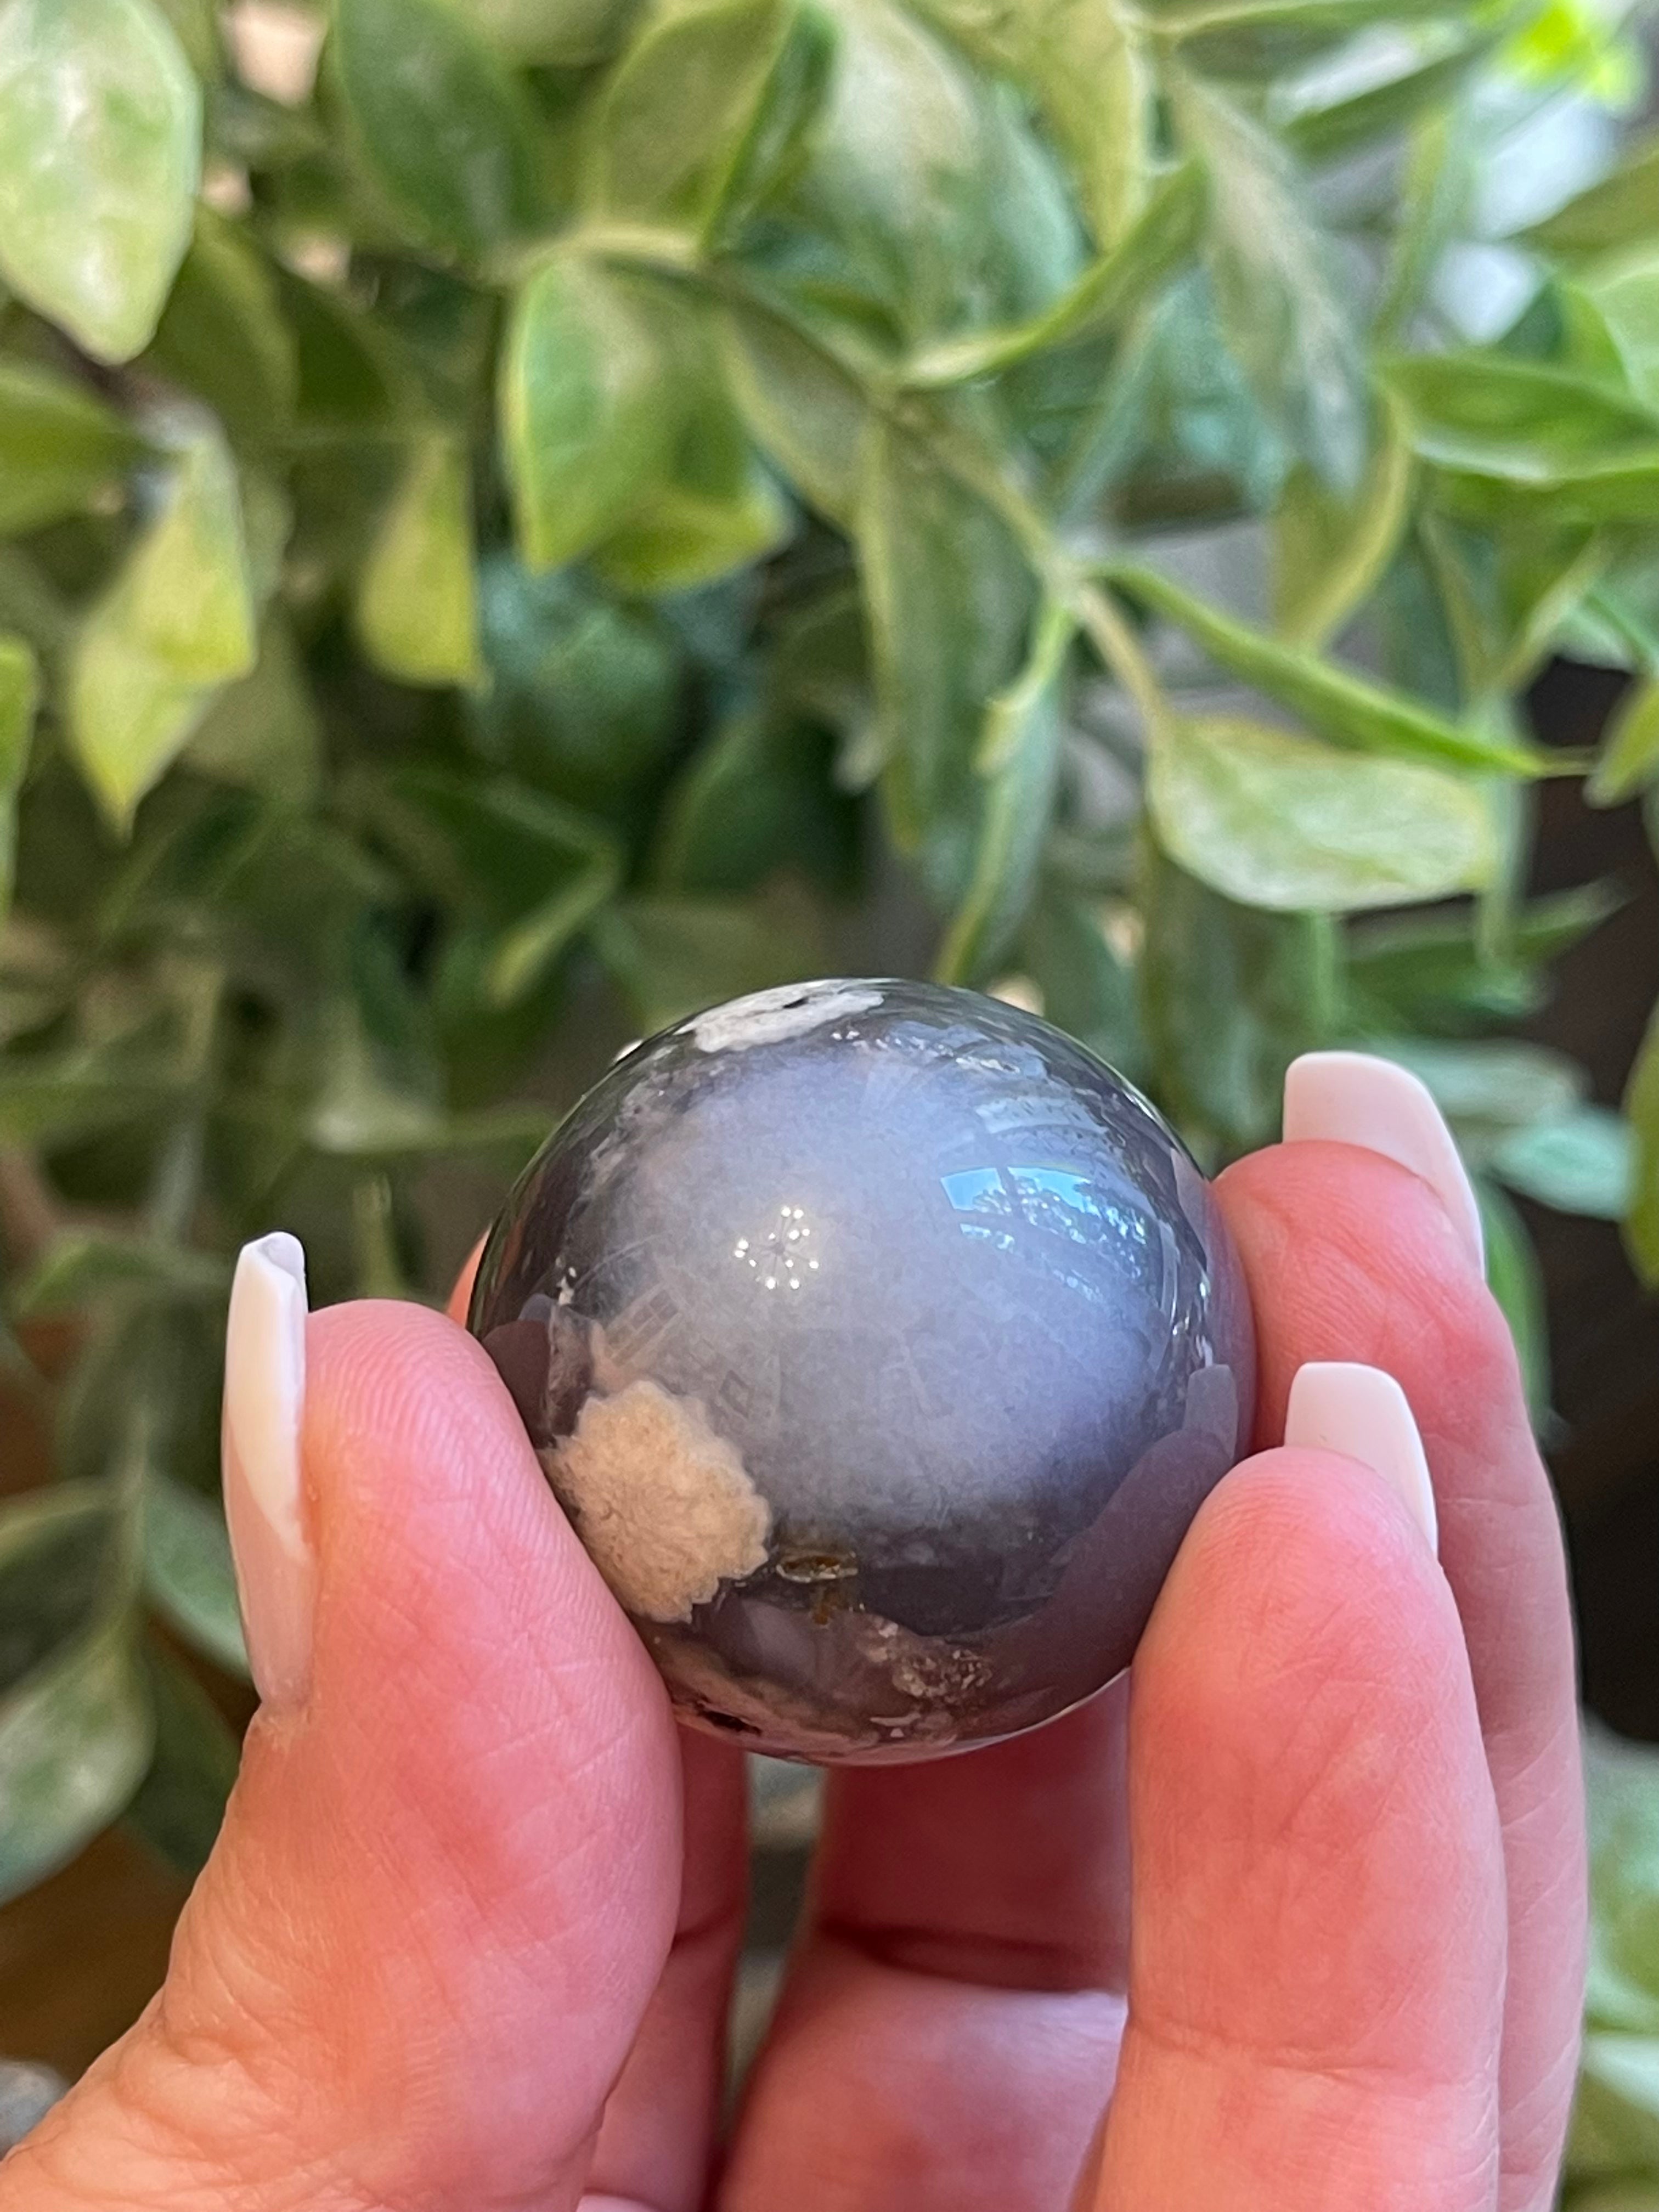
[470,979,1255,1764]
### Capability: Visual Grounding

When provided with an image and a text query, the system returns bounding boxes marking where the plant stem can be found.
[655,252,1175,744]
[1070,579,1168,734]
[145,966,225,1247]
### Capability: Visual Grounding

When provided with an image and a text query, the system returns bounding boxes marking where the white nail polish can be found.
[1283,1051,1484,1273]
[1285,1361,1438,1554]
[222,1232,314,1711]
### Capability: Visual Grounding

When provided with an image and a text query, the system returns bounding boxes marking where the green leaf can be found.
[0,1486,150,1904]
[1138,834,1327,1158]
[142,1474,248,1677]
[0,359,148,537]
[183,614,323,804]
[774,0,1082,349]
[585,0,791,236]
[1564,255,1659,413]
[934,600,1070,984]
[1589,679,1659,807]
[1374,98,1476,347]
[1148,712,1496,913]
[1491,1105,1633,1220]
[653,709,860,894]
[100,428,258,679]
[912,0,1148,248]
[1579,1725,1659,2045]
[380,766,622,1005]
[150,0,220,75]
[381,766,622,926]
[501,252,676,571]
[1172,72,1366,488]
[280,266,400,427]
[11,1229,228,1317]
[0,635,40,914]
[1347,882,1620,1031]
[0,1059,187,1148]
[1279,38,1492,163]
[1475,1177,1549,1431]
[1429,456,1659,531]
[1575,2032,1659,2182]
[1016,884,1144,1080]
[298,913,445,1157]
[474,0,642,61]
[147,208,299,442]
[1623,1000,1659,1286]
[1572,2171,1659,2212]
[357,435,482,687]
[1527,133,1659,260]
[484,851,622,1005]
[591,347,788,593]
[767,586,871,763]
[595,892,822,1030]
[0,1489,119,1691]
[1384,1038,1587,1155]
[902,160,1205,388]
[1417,509,1613,701]
[240,469,296,613]
[720,296,870,528]
[1159,0,1452,76]
[592,462,787,593]
[0,1611,151,1901]
[710,0,838,236]
[68,424,258,830]
[471,556,679,811]
[1390,354,1659,485]
[856,417,1034,854]
[1271,395,1413,648]
[123,1643,241,1875]
[1102,561,1544,775]
[0,0,201,362]
[333,0,541,259]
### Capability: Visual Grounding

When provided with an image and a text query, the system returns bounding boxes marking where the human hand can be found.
[1,1051,1584,2212]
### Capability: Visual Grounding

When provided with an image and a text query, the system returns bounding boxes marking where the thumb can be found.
[8,1235,683,2212]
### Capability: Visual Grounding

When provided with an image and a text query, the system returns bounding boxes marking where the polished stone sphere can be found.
[469,979,1255,1764]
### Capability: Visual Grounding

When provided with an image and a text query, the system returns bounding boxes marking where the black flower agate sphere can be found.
[469,979,1255,1764]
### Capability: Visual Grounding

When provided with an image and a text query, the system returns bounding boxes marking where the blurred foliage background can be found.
[1,0,1658,2193]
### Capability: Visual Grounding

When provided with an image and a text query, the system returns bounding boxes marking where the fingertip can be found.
[303,1296,538,1540]
[1140,1438,1493,1894]
[1128,1441,1504,2083]
[1147,1443,1455,1709]
[297,1297,667,1770]
[1213,1139,1525,1453]
[1284,1359,1438,1554]
[1282,1049,1485,1274]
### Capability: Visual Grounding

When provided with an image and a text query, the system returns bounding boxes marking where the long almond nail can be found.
[222,1232,313,1711]
[1285,1361,1438,1554]
[1283,1050,1483,1273]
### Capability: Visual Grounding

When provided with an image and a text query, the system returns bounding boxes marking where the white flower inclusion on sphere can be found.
[470,980,1256,1765]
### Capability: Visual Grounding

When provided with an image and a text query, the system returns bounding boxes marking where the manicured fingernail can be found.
[1284,1050,1483,1273]
[1285,1361,1438,1554]
[222,1232,313,1711]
